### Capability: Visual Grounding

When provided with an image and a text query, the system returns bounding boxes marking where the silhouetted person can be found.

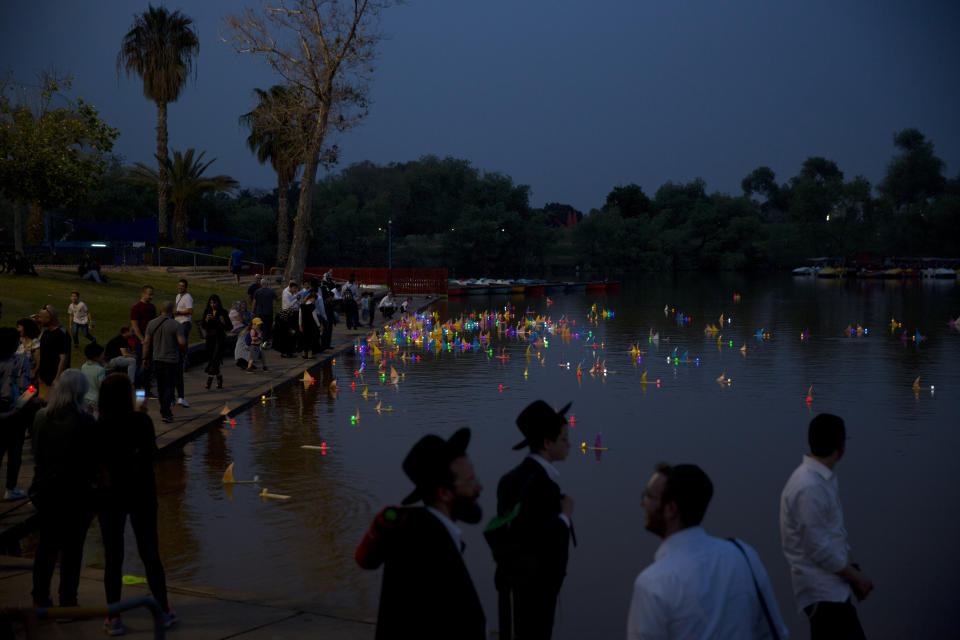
[356,428,486,640]
[781,414,873,639]
[30,370,97,607]
[494,400,575,640]
[97,373,178,634]
[628,463,788,639]
[200,295,230,390]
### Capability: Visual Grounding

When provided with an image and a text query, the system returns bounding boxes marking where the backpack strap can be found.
[728,538,779,640]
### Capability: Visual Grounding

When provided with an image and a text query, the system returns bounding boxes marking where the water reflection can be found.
[147,275,959,638]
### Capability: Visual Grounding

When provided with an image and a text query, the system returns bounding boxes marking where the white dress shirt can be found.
[627,526,788,640]
[780,455,853,611]
[281,288,300,311]
[425,506,463,553]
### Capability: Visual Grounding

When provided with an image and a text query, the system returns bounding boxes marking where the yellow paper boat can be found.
[912,376,920,393]
[390,366,400,384]
[222,462,258,485]
[260,488,291,500]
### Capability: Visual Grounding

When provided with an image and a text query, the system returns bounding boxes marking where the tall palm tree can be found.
[240,85,302,266]
[125,149,238,246]
[118,5,199,244]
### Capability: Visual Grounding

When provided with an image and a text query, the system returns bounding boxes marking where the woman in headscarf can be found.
[201,295,230,390]
[29,369,97,608]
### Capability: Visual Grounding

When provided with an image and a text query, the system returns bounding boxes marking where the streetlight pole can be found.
[387,219,393,291]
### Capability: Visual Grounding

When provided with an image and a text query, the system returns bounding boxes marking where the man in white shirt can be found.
[174,278,193,407]
[281,281,301,311]
[628,463,788,640]
[780,414,873,639]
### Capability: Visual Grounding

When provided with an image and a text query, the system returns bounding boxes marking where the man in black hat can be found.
[493,400,575,640]
[356,428,486,640]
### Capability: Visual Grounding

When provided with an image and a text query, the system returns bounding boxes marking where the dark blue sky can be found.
[3,0,958,213]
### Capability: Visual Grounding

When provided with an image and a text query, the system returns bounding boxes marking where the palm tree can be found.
[240,85,302,266]
[118,5,199,243]
[125,149,238,245]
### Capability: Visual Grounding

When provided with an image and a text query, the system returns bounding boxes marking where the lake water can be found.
[142,274,959,638]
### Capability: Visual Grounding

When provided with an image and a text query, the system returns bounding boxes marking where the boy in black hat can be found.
[494,400,575,640]
[356,428,486,640]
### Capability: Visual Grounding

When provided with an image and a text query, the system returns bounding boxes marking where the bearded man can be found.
[356,428,486,640]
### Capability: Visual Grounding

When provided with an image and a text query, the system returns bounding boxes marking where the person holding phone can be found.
[0,327,35,500]
[97,373,178,634]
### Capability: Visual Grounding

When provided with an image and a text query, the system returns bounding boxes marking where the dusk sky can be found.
[3,0,958,213]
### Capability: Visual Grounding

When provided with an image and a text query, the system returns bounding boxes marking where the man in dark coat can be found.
[356,428,486,640]
[494,400,575,640]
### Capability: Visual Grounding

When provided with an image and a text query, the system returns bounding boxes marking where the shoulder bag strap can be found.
[727,538,779,640]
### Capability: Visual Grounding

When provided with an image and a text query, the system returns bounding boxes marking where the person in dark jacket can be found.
[495,400,576,640]
[29,369,97,607]
[200,295,230,390]
[96,373,177,635]
[356,428,486,640]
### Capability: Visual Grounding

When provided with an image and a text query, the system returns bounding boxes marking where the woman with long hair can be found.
[299,292,322,358]
[29,369,97,608]
[97,373,176,634]
[200,294,230,389]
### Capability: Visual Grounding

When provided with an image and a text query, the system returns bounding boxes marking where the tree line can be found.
[2,1,956,275]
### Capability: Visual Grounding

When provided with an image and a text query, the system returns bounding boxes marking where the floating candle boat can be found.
[222,462,259,485]
[260,488,291,500]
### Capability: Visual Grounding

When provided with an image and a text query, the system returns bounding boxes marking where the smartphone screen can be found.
[136,389,146,408]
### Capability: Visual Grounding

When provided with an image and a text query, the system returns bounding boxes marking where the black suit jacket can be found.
[495,457,570,588]
[357,507,485,640]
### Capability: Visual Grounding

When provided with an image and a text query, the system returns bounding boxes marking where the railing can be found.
[302,267,448,295]
[158,247,265,274]
[3,595,167,639]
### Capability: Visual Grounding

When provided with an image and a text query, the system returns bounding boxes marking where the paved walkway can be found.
[0,554,375,638]
[0,296,437,638]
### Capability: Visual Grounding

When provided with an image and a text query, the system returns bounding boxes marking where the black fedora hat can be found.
[512,400,572,450]
[401,428,471,505]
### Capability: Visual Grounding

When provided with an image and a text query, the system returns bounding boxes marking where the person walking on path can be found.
[103,327,137,382]
[355,428,486,640]
[96,373,178,635]
[130,285,156,393]
[80,343,106,414]
[493,400,576,640]
[142,302,185,424]
[298,292,322,358]
[319,287,335,351]
[0,327,35,500]
[627,463,789,639]
[67,290,97,349]
[36,306,71,401]
[173,279,193,408]
[229,248,244,286]
[200,295,230,390]
[277,281,302,358]
[244,317,268,372]
[29,369,98,608]
[780,413,873,639]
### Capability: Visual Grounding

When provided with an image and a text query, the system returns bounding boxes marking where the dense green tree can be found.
[124,149,238,245]
[0,73,118,250]
[878,128,946,211]
[606,184,652,220]
[240,85,305,266]
[118,5,200,244]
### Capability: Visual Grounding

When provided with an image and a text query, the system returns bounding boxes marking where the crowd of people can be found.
[357,405,873,640]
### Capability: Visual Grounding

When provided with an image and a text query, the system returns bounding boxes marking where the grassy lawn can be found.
[1,268,254,366]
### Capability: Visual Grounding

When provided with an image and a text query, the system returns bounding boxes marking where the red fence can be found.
[302,267,448,295]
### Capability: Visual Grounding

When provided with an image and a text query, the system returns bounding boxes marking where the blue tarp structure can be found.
[69,216,249,244]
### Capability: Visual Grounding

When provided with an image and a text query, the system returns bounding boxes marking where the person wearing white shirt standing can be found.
[173,279,193,407]
[628,463,788,640]
[780,413,873,639]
